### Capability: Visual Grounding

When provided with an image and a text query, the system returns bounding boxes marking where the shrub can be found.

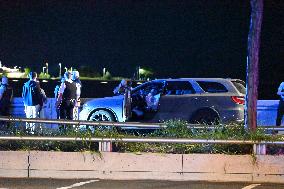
[0,119,283,154]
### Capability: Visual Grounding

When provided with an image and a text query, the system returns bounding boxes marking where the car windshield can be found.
[131,81,165,96]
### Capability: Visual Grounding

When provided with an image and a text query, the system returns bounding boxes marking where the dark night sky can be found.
[0,1,284,84]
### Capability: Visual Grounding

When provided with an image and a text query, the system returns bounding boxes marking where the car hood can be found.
[84,95,124,107]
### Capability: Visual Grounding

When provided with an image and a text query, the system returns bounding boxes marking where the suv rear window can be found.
[197,81,228,93]
[232,80,246,94]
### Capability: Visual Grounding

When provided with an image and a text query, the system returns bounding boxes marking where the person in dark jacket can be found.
[0,76,13,115]
[0,76,13,130]
[22,72,42,134]
[56,71,77,122]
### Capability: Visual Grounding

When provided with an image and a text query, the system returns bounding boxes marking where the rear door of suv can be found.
[155,80,200,122]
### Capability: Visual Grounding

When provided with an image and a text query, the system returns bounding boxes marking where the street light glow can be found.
[42,66,46,74]
[45,62,49,74]
[58,63,62,77]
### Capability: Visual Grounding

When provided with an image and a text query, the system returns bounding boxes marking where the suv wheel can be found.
[191,109,220,125]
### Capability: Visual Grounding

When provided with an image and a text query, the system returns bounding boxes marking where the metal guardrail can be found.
[0,116,283,154]
[0,136,283,144]
[1,116,284,130]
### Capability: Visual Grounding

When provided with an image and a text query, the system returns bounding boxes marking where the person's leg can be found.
[59,102,67,131]
[66,101,74,120]
[59,101,67,119]
[1,106,11,130]
[25,106,35,133]
[29,106,38,134]
[56,108,60,119]
[62,101,74,131]
[34,104,41,133]
[276,99,284,126]
[0,108,6,131]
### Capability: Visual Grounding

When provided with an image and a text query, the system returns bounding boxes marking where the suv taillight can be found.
[231,96,245,105]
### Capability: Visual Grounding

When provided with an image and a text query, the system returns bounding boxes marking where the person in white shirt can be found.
[276,82,284,126]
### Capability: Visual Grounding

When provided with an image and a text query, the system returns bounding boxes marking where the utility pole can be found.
[245,0,263,131]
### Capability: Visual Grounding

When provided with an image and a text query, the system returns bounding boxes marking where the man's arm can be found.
[56,82,65,108]
[0,87,4,101]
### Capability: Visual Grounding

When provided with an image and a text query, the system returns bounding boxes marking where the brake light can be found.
[231,96,245,105]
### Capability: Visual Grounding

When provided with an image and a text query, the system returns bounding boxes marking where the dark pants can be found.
[276,98,284,126]
[59,100,75,120]
[59,100,75,132]
[0,105,10,130]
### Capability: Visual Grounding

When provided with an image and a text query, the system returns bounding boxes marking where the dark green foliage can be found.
[0,119,283,154]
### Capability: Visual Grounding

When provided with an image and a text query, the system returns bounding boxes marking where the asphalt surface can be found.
[1,179,284,189]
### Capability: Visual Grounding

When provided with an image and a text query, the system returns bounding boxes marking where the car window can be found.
[165,81,195,95]
[232,80,246,94]
[132,82,164,96]
[196,81,228,93]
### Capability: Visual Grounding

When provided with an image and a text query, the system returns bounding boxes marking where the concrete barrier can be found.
[0,151,29,178]
[1,151,284,183]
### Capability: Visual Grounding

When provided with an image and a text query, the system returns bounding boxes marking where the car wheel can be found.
[89,109,115,122]
[191,109,220,125]
[87,110,116,132]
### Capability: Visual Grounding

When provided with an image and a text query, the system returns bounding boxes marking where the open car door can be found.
[123,87,132,121]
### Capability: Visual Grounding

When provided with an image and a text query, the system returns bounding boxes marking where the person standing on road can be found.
[276,82,284,126]
[0,76,13,116]
[0,76,13,130]
[56,71,77,124]
[22,72,42,134]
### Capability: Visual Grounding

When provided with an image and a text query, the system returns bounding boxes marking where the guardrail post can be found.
[99,141,112,152]
[253,144,266,155]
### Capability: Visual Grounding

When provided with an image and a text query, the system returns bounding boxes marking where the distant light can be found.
[12,80,19,82]
[100,81,108,84]
[42,80,48,83]
[137,82,143,85]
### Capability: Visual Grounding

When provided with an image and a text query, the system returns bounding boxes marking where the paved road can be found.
[1,179,284,189]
